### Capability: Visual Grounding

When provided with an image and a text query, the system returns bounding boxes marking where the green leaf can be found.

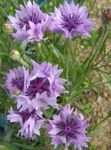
[0,115,7,135]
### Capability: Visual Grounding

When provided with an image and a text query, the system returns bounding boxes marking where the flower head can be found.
[47,105,90,149]
[29,61,66,98]
[16,61,66,111]
[102,8,111,22]
[8,1,49,42]
[4,67,29,96]
[7,107,44,139]
[49,2,94,39]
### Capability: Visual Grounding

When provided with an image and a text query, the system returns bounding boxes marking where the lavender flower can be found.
[8,1,49,42]
[49,2,94,39]
[47,105,90,150]
[4,67,29,96]
[30,61,66,98]
[16,93,58,112]
[7,107,44,139]
[16,61,66,111]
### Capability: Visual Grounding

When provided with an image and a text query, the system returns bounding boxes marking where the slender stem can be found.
[90,0,97,10]
[69,25,110,98]
[66,78,111,104]
[19,57,30,68]
[89,115,110,134]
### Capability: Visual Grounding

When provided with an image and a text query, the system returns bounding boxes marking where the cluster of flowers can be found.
[5,1,92,149]
[6,60,66,137]
[9,1,94,42]
[5,60,89,149]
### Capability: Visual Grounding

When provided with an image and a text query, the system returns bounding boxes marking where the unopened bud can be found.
[49,2,53,7]
[14,89,20,96]
[10,50,30,68]
[38,43,41,48]
[10,50,20,60]
[50,44,54,48]
[4,23,13,33]
[102,8,111,23]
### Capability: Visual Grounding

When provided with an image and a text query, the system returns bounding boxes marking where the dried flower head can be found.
[102,8,111,22]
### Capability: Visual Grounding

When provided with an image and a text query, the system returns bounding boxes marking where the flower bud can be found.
[10,50,20,61]
[10,50,30,68]
[38,43,41,48]
[4,23,13,33]
[102,8,111,22]
[49,1,53,7]
[14,89,21,96]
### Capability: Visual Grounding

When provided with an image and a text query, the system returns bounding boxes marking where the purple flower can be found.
[8,1,50,42]
[16,93,57,112]
[49,2,94,39]
[7,107,44,139]
[29,61,66,98]
[4,67,29,96]
[16,61,66,111]
[47,105,90,149]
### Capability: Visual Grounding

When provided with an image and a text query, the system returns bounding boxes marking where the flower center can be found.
[18,13,42,30]
[64,125,72,135]
[12,77,24,92]
[26,77,50,99]
[19,109,36,123]
[63,124,74,136]
[62,13,82,32]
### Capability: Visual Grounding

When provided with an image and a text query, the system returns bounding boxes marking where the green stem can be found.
[12,142,35,150]
[66,78,111,104]
[69,25,110,99]
[19,57,30,68]
[90,0,97,10]
[89,115,110,134]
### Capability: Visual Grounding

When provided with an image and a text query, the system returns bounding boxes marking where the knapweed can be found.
[8,1,50,42]
[47,105,90,150]
[49,2,94,39]
[30,61,66,98]
[4,67,29,96]
[7,107,44,139]
[16,61,66,111]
